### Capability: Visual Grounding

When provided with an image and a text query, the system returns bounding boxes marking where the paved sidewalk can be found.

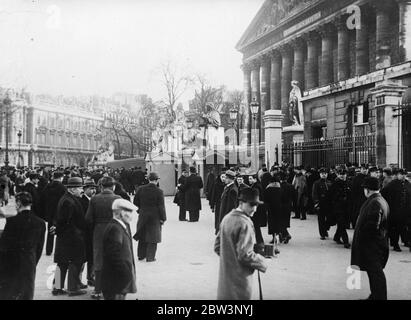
[1,196,411,300]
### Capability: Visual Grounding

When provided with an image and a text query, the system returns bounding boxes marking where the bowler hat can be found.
[83,178,97,188]
[397,168,407,175]
[148,172,160,181]
[66,177,83,188]
[361,177,380,191]
[29,172,39,180]
[238,188,263,206]
[189,166,197,174]
[337,168,347,175]
[225,170,236,180]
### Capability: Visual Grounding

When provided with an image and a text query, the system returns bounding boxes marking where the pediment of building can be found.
[236,0,317,51]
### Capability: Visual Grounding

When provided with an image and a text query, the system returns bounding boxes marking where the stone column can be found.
[397,0,411,62]
[291,38,305,91]
[375,0,392,69]
[371,80,406,167]
[280,44,293,127]
[319,23,335,86]
[241,63,252,146]
[335,15,350,81]
[304,31,320,89]
[250,59,261,144]
[355,7,369,75]
[260,55,271,142]
[269,50,281,111]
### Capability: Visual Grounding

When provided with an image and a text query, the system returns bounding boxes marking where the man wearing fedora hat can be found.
[215,187,268,300]
[85,176,121,299]
[53,177,87,297]
[133,172,166,262]
[351,177,389,300]
[218,170,238,231]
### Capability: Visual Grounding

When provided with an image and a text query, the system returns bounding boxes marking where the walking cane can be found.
[257,270,263,300]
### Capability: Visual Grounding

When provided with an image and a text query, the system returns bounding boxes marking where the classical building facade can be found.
[0,91,104,167]
[237,0,411,168]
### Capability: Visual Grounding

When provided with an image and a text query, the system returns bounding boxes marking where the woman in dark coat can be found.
[264,176,282,243]
[184,167,204,222]
[211,173,226,234]
[279,172,294,243]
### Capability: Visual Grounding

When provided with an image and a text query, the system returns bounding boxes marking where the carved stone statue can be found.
[202,103,221,129]
[288,80,304,127]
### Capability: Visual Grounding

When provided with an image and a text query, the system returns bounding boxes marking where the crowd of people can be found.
[0,161,410,300]
[176,163,411,253]
[0,165,165,300]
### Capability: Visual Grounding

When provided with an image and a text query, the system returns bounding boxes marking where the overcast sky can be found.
[0,0,264,106]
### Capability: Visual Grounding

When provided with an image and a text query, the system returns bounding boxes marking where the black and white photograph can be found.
[0,0,411,306]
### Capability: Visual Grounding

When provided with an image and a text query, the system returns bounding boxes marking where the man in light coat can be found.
[214,188,268,300]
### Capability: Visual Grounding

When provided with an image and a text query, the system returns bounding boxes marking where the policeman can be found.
[312,168,332,240]
[328,168,352,248]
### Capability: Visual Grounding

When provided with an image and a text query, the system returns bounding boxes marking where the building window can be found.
[353,103,369,125]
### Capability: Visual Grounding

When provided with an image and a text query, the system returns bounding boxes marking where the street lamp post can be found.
[2,94,12,169]
[249,98,260,172]
[229,108,238,166]
[17,130,22,168]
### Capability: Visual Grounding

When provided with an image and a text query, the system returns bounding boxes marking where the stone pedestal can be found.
[283,125,304,166]
[371,80,407,167]
[264,110,283,168]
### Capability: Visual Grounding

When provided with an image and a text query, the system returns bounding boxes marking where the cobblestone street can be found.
[1,196,411,300]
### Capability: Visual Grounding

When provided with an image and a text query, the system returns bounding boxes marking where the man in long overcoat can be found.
[0,192,46,300]
[85,176,121,299]
[350,166,368,228]
[328,169,352,248]
[24,172,41,219]
[174,169,188,221]
[210,172,226,235]
[184,166,203,222]
[214,188,267,300]
[279,171,294,243]
[351,177,389,300]
[218,170,238,229]
[53,177,87,297]
[41,171,66,256]
[133,172,166,262]
[312,168,332,240]
[80,179,97,286]
[101,199,137,300]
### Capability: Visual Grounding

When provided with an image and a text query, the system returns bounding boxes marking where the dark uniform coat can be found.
[54,193,87,265]
[218,183,238,225]
[351,193,389,271]
[133,183,167,244]
[101,219,137,296]
[312,178,332,223]
[85,190,121,271]
[351,173,367,226]
[0,210,45,300]
[328,178,352,228]
[381,179,411,226]
[184,174,203,212]
[80,195,93,266]
[174,175,186,207]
